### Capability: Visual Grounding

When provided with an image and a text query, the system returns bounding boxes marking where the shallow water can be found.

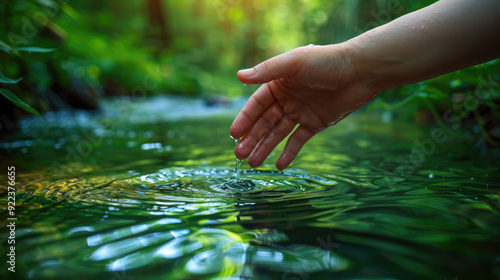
[1,96,499,280]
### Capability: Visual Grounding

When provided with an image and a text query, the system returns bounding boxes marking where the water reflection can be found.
[2,96,499,279]
[14,162,499,279]
[102,227,348,277]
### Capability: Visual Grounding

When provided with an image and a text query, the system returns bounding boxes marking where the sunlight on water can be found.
[1,96,499,279]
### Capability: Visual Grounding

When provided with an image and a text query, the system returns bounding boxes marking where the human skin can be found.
[230,0,500,170]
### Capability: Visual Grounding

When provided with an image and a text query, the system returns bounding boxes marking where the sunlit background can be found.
[2,0,497,135]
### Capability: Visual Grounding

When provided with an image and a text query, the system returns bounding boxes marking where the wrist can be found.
[343,28,405,94]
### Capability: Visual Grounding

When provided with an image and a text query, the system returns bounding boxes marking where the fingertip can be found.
[276,153,291,171]
[247,158,261,169]
[237,68,257,84]
[229,126,240,140]
[275,163,285,171]
[235,152,246,161]
[234,146,247,161]
[247,153,260,168]
[238,68,256,77]
[230,117,247,139]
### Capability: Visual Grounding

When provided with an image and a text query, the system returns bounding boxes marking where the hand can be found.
[230,44,379,170]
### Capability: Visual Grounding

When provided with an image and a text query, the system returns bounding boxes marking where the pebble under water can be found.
[0,96,499,280]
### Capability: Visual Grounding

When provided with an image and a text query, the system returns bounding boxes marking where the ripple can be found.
[14,167,344,224]
[101,227,349,275]
[131,167,339,198]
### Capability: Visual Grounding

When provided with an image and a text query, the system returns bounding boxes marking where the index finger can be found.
[230,83,276,139]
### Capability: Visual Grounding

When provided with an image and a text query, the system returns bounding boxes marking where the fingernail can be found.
[238,68,256,77]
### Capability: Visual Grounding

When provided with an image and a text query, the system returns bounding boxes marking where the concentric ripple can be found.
[130,167,340,198]
[3,96,500,280]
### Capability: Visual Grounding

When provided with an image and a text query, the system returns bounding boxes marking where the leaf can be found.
[0,88,42,117]
[415,85,447,99]
[0,40,12,55]
[0,41,55,54]
[15,47,56,53]
[0,71,22,84]
[60,2,81,20]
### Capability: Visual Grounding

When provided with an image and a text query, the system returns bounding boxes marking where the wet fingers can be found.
[276,126,315,170]
[230,84,275,139]
[247,116,296,168]
[235,102,284,159]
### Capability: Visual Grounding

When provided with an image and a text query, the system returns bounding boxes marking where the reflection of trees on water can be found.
[98,227,348,279]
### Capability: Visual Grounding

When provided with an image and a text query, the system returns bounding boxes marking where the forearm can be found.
[345,0,500,93]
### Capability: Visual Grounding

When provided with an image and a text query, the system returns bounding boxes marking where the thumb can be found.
[237,49,302,84]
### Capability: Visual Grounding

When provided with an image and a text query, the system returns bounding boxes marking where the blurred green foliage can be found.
[1,0,499,142]
[0,0,432,100]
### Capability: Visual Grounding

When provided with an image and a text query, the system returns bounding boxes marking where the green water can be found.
[1,96,499,280]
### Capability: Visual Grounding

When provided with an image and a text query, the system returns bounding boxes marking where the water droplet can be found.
[232,137,242,181]
[428,173,434,179]
[470,177,474,180]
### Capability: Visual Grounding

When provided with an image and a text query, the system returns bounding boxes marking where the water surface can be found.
[1,96,499,279]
